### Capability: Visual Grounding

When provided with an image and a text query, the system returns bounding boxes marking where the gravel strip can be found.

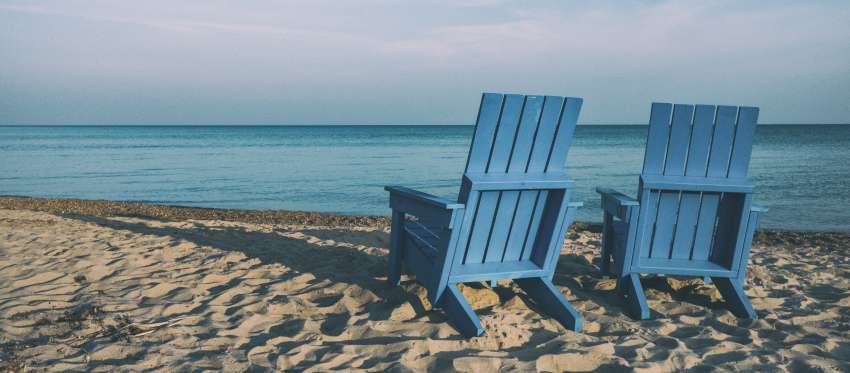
[0,196,388,227]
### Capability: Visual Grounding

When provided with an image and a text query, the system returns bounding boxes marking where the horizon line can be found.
[1,123,849,127]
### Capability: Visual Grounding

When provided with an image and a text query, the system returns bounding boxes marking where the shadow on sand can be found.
[63,214,418,298]
[63,214,723,320]
[60,214,727,344]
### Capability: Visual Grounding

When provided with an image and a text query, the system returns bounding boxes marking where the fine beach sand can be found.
[1,198,849,372]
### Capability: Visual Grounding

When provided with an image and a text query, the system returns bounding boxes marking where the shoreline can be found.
[1,195,848,245]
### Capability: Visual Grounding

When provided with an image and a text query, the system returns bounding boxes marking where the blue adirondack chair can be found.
[597,103,767,320]
[385,93,584,337]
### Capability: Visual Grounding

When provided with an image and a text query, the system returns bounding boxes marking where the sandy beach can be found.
[1,197,848,372]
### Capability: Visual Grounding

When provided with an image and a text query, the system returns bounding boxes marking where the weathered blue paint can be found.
[597,103,766,320]
[385,92,584,337]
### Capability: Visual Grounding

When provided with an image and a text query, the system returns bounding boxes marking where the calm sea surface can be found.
[1,125,848,231]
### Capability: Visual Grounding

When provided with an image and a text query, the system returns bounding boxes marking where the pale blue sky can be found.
[1,1,848,125]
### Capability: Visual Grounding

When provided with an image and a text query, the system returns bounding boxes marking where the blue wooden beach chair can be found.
[597,103,766,320]
[385,93,584,337]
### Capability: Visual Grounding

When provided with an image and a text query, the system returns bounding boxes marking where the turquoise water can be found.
[1,125,848,231]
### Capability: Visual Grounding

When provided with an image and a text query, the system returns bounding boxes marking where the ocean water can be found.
[1,125,848,231]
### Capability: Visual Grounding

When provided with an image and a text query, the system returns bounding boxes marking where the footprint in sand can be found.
[309,294,343,308]
[269,319,305,338]
[320,312,351,336]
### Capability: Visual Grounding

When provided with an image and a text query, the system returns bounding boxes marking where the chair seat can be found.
[451,260,546,283]
[635,258,732,277]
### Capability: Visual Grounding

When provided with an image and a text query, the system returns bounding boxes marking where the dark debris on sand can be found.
[0,196,389,228]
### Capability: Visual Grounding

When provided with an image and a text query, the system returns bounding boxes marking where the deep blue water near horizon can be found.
[1,125,848,232]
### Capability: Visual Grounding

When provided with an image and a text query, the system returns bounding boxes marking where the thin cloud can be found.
[0,0,848,124]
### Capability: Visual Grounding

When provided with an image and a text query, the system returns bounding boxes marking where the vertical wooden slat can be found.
[526,96,566,172]
[450,191,481,271]
[459,93,504,204]
[485,94,526,173]
[507,96,545,173]
[545,97,582,172]
[671,191,701,259]
[706,105,738,177]
[520,191,548,261]
[464,191,500,264]
[650,191,680,259]
[461,93,487,175]
[465,93,505,173]
[663,104,694,176]
[485,191,519,263]
[642,103,673,175]
[685,105,716,176]
[691,192,720,260]
[727,107,759,178]
[636,189,660,260]
[502,191,537,262]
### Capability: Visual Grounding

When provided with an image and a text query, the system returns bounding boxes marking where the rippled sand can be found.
[1,208,848,372]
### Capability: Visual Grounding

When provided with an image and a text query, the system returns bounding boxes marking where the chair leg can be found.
[703,276,713,285]
[488,280,497,288]
[387,211,404,286]
[616,276,628,296]
[619,273,649,320]
[515,277,582,332]
[600,213,613,277]
[712,277,757,319]
[599,250,612,279]
[439,283,484,338]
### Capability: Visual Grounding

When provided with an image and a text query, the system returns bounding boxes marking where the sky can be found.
[1,1,849,125]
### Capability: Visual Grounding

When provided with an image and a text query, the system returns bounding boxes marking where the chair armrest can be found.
[385,186,464,210]
[596,187,638,220]
[751,205,769,213]
[567,201,583,208]
[386,186,465,228]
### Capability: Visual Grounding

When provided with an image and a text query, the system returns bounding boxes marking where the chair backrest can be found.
[637,103,759,266]
[452,93,582,266]
[642,103,759,180]
[459,93,582,198]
